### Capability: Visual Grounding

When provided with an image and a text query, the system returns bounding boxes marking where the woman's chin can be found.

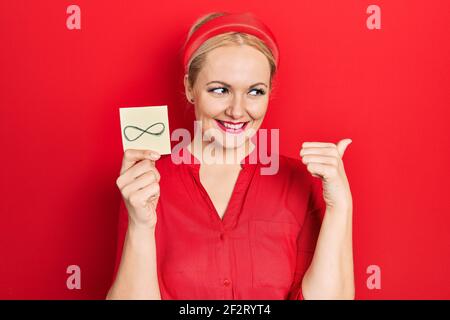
[211,130,242,146]
[202,122,257,151]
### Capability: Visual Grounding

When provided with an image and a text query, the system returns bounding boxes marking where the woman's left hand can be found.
[300,138,353,211]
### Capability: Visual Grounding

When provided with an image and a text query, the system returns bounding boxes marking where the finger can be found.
[117,160,160,189]
[302,142,336,148]
[306,162,339,180]
[121,171,159,199]
[300,147,340,157]
[301,154,339,166]
[121,149,161,174]
[336,139,352,158]
[126,160,160,181]
[129,183,160,208]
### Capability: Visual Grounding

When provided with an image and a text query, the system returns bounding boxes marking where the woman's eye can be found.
[208,87,266,96]
[249,88,266,96]
[209,87,228,95]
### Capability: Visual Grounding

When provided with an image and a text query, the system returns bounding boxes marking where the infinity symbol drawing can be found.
[123,122,165,142]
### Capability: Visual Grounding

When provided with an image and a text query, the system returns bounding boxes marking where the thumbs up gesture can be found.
[300,139,353,211]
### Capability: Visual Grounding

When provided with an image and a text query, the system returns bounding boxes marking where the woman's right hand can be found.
[116,149,161,229]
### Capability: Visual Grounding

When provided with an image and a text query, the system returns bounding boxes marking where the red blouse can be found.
[112,145,325,300]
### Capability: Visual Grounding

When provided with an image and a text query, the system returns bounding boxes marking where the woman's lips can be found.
[214,119,249,134]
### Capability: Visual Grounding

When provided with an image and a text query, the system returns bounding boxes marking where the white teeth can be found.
[222,121,245,129]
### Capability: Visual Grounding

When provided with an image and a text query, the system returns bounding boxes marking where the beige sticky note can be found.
[119,105,171,154]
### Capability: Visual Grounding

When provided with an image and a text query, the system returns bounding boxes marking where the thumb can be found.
[337,138,352,158]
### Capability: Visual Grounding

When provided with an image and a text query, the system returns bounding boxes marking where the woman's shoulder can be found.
[275,154,322,200]
[274,154,311,182]
[154,153,185,174]
[256,153,316,195]
[153,152,197,180]
[277,154,326,218]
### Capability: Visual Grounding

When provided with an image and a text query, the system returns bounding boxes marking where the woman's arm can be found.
[301,205,354,299]
[106,222,161,300]
[107,149,162,300]
[299,139,355,299]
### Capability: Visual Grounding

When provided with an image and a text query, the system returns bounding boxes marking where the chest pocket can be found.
[249,220,299,289]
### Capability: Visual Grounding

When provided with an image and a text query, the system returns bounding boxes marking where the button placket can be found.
[182,144,259,299]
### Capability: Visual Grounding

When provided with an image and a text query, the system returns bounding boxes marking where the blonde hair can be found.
[184,12,278,90]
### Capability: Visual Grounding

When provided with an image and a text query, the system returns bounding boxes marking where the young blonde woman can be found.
[107,12,354,300]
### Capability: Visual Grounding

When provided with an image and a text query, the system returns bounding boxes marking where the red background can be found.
[0,0,449,299]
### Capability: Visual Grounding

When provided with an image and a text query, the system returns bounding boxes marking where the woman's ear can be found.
[184,74,194,103]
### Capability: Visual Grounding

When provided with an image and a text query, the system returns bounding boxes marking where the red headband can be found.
[183,12,280,73]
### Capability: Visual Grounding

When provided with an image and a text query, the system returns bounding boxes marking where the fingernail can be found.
[150,153,160,160]
[145,152,158,160]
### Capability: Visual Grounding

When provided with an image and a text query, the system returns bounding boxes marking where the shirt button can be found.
[219,232,225,241]
[223,279,231,287]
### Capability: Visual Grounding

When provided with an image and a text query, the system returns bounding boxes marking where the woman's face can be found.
[184,44,271,150]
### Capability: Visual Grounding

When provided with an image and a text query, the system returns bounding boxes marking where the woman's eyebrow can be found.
[206,81,268,88]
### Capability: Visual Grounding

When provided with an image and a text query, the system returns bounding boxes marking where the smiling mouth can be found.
[215,119,249,134]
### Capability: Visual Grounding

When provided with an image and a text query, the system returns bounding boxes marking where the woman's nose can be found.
[225,95,246,119]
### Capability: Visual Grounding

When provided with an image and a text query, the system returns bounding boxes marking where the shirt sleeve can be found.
[110,198,129,285]
[288,175,326,300]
